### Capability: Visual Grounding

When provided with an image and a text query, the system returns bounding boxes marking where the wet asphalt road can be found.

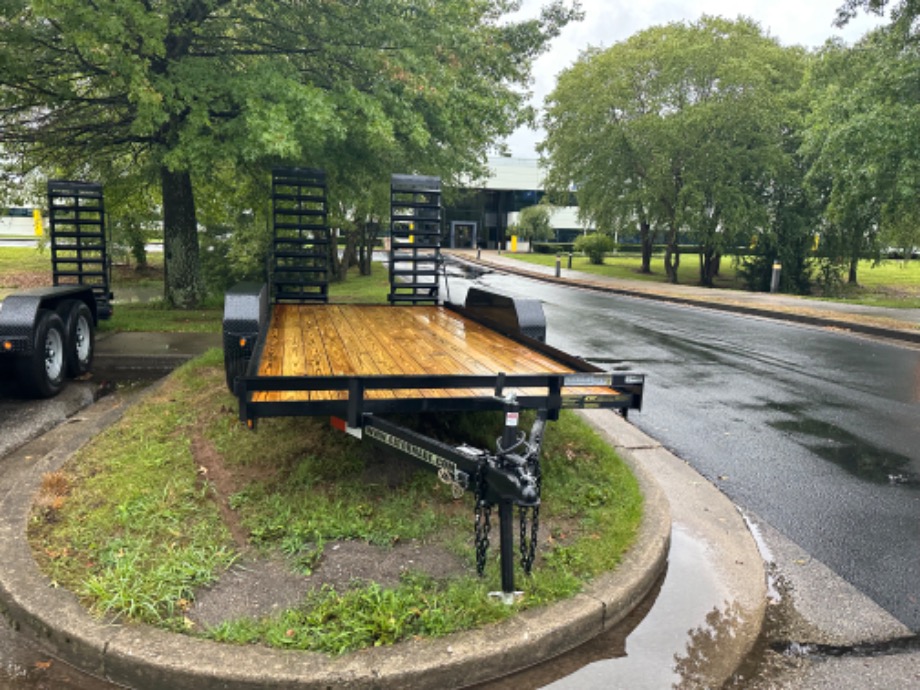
[447,266,920,632]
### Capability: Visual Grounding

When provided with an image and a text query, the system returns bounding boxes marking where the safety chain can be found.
[475,500,492,575]
[438,467,467,499]
[474,468,492,575]
[519,456,542,574]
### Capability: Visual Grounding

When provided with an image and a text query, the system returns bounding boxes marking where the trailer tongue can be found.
[223,170,645,599]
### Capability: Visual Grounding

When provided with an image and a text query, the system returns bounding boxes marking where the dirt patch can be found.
[186,418,470,631]
[189,541,469,630]
[191,432,251,549]
[0,270,47,289]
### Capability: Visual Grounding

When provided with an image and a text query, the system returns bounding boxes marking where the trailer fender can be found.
[223,282,268,393]
[463,287,547,342]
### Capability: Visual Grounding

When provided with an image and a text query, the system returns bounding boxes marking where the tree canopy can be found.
[0,0,580,305]
[803,21,920,283]
[512,203,554,248]
[541,16,806,286]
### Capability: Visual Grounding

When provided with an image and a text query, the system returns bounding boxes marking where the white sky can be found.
[502,0,888,157]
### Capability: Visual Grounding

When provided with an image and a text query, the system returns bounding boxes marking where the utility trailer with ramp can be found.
[223,169,645,598]
[0,181,112,398]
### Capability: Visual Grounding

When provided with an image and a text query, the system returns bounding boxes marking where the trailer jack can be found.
[334,397,546,601]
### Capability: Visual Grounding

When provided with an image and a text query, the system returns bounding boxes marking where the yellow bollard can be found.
[33,209,43,236]
[511,235,518,253]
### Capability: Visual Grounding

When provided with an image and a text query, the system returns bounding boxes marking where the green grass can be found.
[504,251,743,288]
[503,251,920,307]
[97,261,389,333]
[29,351,238,628]
[99,301,224,333]
[829,259,920,308]
[0,246,50,277]
[29,351,643,652]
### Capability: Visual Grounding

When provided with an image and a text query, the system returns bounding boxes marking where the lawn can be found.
[0,245,391,331]
[504,251,744,289]
[4,244,919,311]
[502,251,920,308]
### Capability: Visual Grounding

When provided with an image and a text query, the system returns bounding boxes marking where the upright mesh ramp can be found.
[388,174,442,305]
[47,180,112,319]
[271,168,329,303]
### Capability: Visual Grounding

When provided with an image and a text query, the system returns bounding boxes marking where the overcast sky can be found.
[502,0,887,157]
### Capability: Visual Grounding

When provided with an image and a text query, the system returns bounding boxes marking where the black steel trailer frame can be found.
[222,170,645,598]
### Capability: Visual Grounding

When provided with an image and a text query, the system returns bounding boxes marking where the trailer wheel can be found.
[18,310,67,398]
[58,300,95,377]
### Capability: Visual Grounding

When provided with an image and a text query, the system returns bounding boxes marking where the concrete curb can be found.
[449,252,920,346]
[578,409,767,688]
[0,388,672,689]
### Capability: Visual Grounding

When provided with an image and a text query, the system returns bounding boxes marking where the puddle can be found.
[475,527,747,689]
[768,416,918,488]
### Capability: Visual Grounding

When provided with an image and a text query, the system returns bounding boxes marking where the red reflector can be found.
[330,416,347,433]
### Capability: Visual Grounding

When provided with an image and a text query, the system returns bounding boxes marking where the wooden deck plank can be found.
[354,307,454,397]
[329,306,434,399]
[323,306,395,400]
[251,304,618,405]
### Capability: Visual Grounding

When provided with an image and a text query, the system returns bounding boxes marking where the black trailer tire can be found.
[58,300,95,377]
[18,310,67,398]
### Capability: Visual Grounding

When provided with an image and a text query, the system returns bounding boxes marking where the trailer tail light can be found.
[239,337,247,348]
[2,340,12,352]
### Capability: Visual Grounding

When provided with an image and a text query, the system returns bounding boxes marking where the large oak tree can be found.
[0,0,579,306]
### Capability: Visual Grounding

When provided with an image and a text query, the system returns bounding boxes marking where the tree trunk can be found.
[848,256,859,284]
[639,219,653,273]
[338,231,357,280]
[664,225,680,283]
[700,247,718,287]
[160,166,202,308]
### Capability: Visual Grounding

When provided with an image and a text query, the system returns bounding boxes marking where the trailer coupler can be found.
[334,399,546,601]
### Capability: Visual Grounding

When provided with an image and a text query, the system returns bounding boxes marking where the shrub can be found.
[574,233,614,265]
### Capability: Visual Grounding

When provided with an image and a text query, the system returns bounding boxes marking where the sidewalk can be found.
[447,249,920,346]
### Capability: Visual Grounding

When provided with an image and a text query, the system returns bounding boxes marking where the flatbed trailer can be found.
[0,181,112,398]
[223,170,645,599]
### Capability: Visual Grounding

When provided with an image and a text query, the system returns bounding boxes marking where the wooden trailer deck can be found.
[251,303,616,404]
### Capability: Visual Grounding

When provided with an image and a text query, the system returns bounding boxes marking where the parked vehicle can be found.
[0,181,112,398]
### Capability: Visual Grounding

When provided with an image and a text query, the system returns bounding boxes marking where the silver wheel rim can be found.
[75,314,91,362]
[44,327,64,381]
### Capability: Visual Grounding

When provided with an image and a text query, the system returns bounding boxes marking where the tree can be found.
[0,0,580,306]
[541,16,806,287]
[835,0,920,27]
[802,26,920,285]
[512,203,554,250]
